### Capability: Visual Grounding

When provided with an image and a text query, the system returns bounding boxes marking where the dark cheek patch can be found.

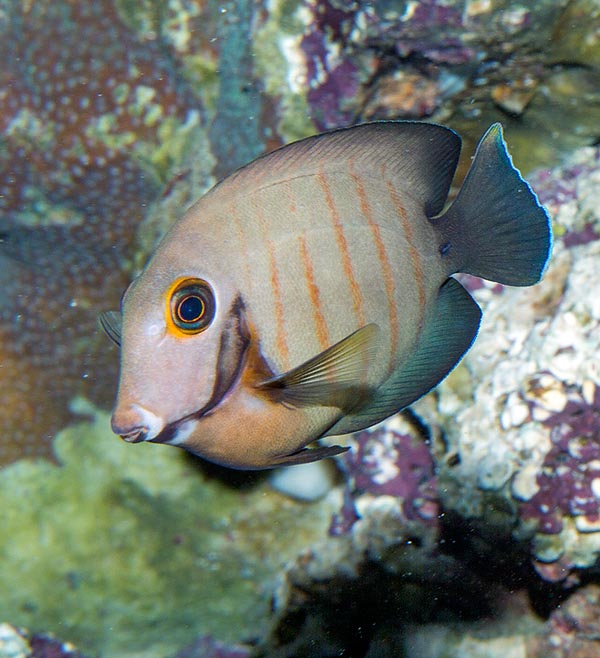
[203,295,250,415]
[146,296,251,444]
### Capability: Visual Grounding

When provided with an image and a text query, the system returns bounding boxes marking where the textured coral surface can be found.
[0,408,335,657]
[3,1,600,657]
[0,0,202,464]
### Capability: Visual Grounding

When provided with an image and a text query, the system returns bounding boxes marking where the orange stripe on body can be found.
[382,166,427,329]
[252,183,290,367]
[250,183,290,367]
[287,180,298,217]
[317,169,366,326]
[265,237,290,365]
[349,162,399,357]
[298,233,330,351]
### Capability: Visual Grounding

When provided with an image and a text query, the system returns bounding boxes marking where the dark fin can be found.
[256,324,380,408]
[222,121,461,217]
[435,123,552,286]
[269,444,350,467]
[98,311,122,347]
[327,278,481,435]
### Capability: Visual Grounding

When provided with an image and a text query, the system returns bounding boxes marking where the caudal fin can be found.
[436,123,552,286]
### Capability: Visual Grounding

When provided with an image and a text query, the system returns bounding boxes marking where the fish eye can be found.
[169,278,215,334]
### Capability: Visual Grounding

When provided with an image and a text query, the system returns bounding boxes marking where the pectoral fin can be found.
[99,310,122,347]
[256,323,380,409]
[269,444,350,467]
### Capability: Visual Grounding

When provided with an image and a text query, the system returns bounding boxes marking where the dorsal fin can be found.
[213,122,462,217]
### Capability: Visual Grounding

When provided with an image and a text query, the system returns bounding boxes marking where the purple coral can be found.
[332,422,439,535]
[329,486,360,536]
[529,150,600,247]
[29,634,89,658]
[520,386,600,535]
[300,1,362,130]
[360,0,476,65]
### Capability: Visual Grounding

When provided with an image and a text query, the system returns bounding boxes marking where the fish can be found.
[101,121,552,470]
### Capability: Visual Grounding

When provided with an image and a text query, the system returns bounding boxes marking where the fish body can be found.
[103,122,551,469]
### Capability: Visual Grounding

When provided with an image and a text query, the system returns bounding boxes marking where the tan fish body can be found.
[103,122,551,469]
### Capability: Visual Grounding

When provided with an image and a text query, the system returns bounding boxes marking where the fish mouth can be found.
[111,403,165,444]
[119,428,147,444]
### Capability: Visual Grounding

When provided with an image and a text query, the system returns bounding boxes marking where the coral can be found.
[255,0,600,173]
[529,146,600,246]
[0,406,339,657]
[402,585,600,658]
[411,144,600,583]
[335,414,439,533]
[29,634,89,658]
[300,1,362,131]
[253,419,444,656]
[530,584,600,657]
[0,623,30,658]
[207,0,280,180]
[521,384,600,535]
[0,0,203,465]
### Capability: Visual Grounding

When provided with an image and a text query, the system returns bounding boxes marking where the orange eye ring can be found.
[168,278,215,334]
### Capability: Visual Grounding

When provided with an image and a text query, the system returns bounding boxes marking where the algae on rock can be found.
[0,407,337,658]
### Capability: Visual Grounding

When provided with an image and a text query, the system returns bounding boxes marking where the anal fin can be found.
[328,278,481,434]
[268,444,350,467]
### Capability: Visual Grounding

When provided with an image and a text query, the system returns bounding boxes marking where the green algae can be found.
[552,0,600,67]
[133,121,216,269]
[150,110,203,181]
[252,0,316,142]
[5,109,56,154]
[0,406,336,657]
[114,0,163,39]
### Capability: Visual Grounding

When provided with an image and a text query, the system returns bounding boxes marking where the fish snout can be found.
[111,404,165,443]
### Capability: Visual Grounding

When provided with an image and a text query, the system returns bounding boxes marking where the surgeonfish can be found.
[100,122,552,469]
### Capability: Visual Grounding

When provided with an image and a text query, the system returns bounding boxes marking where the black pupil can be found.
[178,295,204,323]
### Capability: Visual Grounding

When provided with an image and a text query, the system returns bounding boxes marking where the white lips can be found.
[131,404,165,441]
[167,419,199,446]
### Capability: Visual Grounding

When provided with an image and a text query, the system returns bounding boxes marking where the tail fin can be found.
[435,124,552,286]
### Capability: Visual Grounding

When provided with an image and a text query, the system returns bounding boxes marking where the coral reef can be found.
[334,414,439,532]
[0,406,339,657]
[529,584,600,657]
[416,142,600,582]
[255,0,600,172]
[3,1,600,656]
[0,0,203,464]
[5,0,600,466]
